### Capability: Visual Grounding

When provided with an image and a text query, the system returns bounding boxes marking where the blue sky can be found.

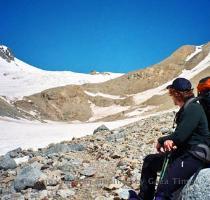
[1,0,210,73]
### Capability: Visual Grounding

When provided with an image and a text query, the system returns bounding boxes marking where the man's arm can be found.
[158,104,202,146]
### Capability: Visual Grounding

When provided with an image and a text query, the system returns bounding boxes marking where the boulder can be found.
[80,166,96,177]
[6,147,22,158]
[57,158,82,172]
[181,168,210,200]
[106,130,126,142]
[93,125,110,134]
[14,165,46,191]
[0,156,17,170]
[57,189,75,198]
[44,143,85,155]
[44,144,69,155]
[68,143,85,152]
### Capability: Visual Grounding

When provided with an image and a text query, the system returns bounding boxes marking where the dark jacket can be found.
[158,100,210,149]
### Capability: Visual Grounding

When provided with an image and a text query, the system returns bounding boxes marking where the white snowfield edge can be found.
[0,108,176,156]
[0,56,124,99]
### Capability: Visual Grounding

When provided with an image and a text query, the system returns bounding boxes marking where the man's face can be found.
[171,95,178,105]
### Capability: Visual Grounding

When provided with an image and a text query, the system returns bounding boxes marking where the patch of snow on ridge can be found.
[88,102,130,122]
[179,52,210,79]
[185,45,202,62]
[125,106,156,117]
[133,52,210,104]
[84,91,126,99]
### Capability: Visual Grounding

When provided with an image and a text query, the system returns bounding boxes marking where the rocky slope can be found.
[0,111,209,200]
[143,66,210,112]
[14,85,133,122]
[10,42,210,122]
[0,96,40,121]
[83,43,210,95]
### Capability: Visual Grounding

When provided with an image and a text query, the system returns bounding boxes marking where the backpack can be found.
[197,76,210,131]
[185,76,210,131]
[183,77,210,164]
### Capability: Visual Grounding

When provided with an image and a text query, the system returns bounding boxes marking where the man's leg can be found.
[138,153,165,200]
[155,153,204,199]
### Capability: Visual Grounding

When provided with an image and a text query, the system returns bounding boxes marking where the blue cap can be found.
[166,78,192,91]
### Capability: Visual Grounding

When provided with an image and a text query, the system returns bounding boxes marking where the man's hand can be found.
[163,140,177,152]
[156,142,165,153]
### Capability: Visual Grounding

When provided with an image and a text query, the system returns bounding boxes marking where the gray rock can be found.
[160,127,170,134]
[68,143,85,152]
[22,189,48,200]
[44,143,85,155]
[131,169,141,182]
[80,166,96,177]
[117,188,130,199]
[57,158,81,173]
[68,158,82,166]
[6,147,22,158]
[14,165,46,191]
[38,190,48,199]
[0,156,17,170]
[106,130,126,142]
[57,189,75,198]
[1,193,24,200]
[45,170,61,186]
[30,161,43,170]
[46,153,59,159]
[63,172,76,181]
[181,168,210,200]
[95,135,105,141]
[58,163,75,172]
[44,144,69,155]
[93,125,110,134]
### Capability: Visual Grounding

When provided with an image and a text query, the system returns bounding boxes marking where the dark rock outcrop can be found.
[0,46,15,63]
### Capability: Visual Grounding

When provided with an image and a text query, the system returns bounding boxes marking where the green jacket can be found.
[158,101,210,148]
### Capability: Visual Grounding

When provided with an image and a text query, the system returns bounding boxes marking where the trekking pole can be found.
[159,152,171,183]
[154,152,171,200]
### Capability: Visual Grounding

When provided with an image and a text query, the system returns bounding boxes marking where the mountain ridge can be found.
[0,42,209,122]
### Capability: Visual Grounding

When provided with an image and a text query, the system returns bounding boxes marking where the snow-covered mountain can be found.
[9,42,209,122]
[1,43,210,122]
[0,42,209,155]
[0,45,124,99]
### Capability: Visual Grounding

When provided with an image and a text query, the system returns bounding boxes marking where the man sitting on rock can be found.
[129,78,210,200]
